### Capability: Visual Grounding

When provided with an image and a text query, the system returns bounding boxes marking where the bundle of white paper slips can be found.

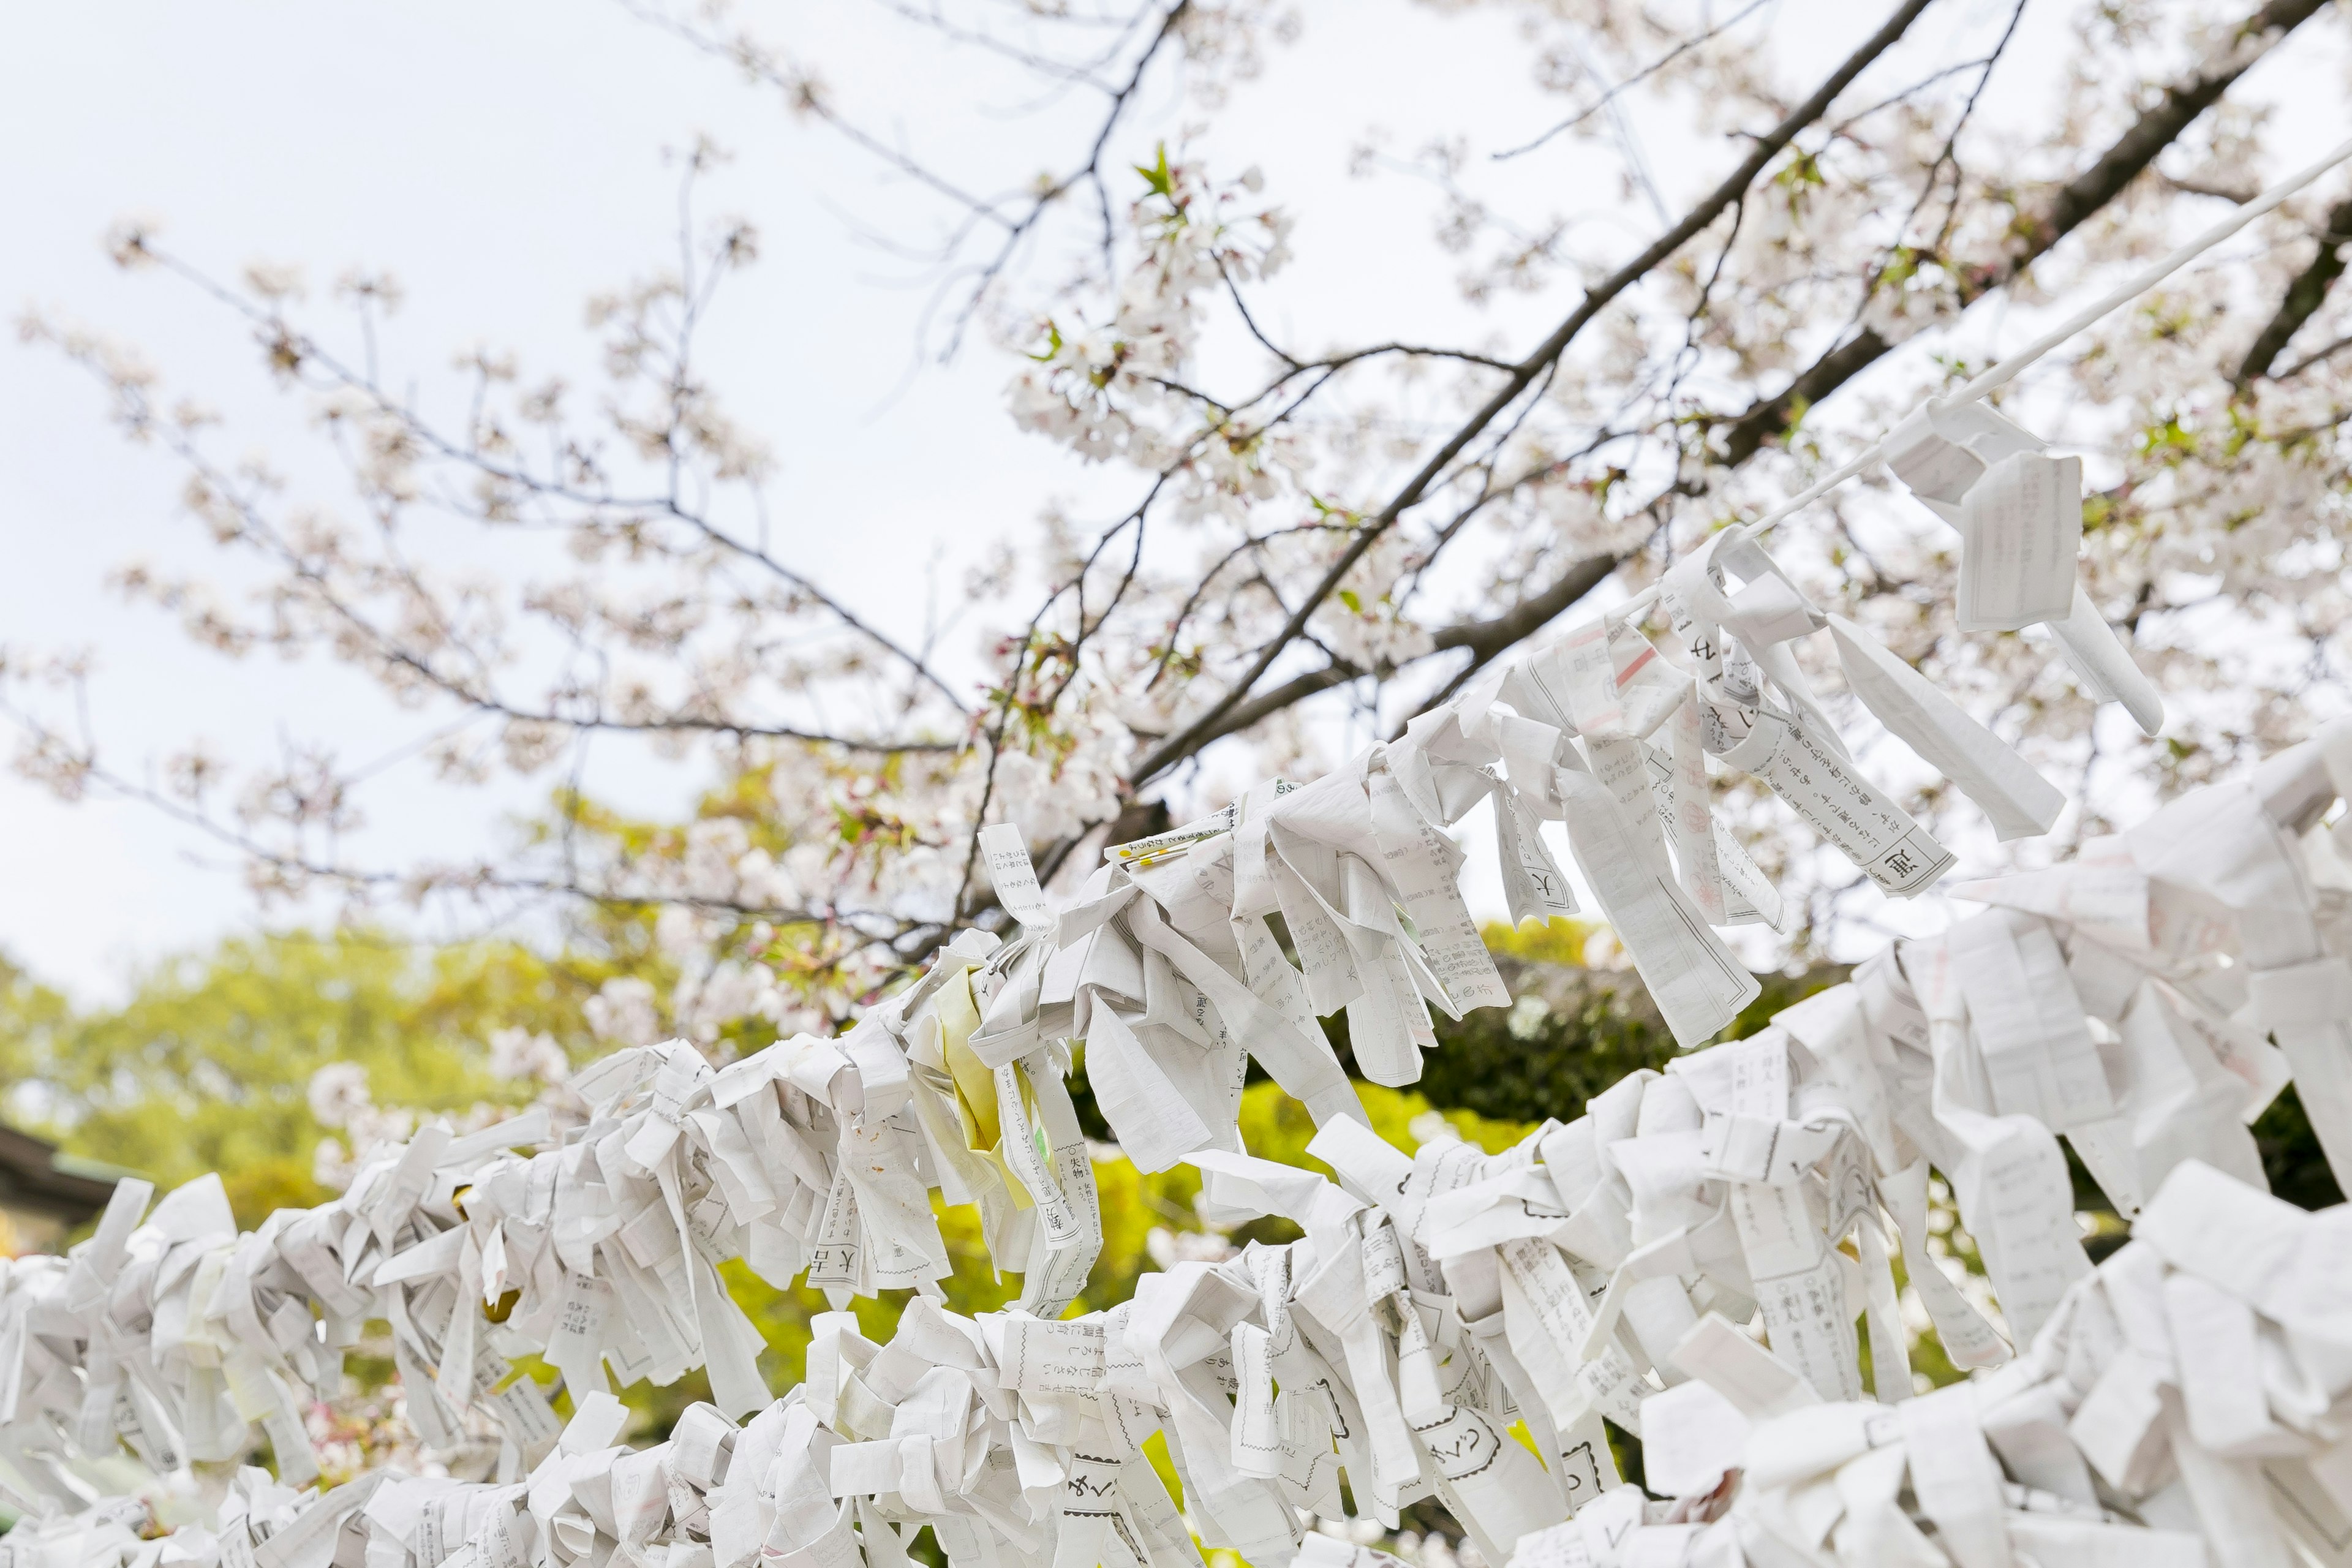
[14,547,2352,1567]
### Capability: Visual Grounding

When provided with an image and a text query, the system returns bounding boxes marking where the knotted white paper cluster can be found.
[11,539,2352,1566]
[1510,1156,2352,1568]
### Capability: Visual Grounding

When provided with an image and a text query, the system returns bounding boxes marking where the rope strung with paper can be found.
[16,711,2352,1568]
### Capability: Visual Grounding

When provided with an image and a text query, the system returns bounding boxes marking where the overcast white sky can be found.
[1,2,2339,1000]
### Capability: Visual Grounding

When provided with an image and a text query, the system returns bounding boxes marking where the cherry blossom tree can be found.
[13,0,2352,1041]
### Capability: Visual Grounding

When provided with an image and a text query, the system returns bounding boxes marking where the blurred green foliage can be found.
[0,934,624,1229]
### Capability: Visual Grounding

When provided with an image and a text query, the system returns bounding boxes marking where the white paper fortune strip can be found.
[1880,395,2165,737]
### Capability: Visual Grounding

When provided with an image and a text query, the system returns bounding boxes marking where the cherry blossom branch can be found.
[0,672,939,945]
[1105,0,2328,820]
[125,236,977,722]
[48,339,961,759]
[1716,0,2334,467]
[1124,0,1942,788]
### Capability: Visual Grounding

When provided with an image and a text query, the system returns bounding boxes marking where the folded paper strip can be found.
[12,615,2352,1568]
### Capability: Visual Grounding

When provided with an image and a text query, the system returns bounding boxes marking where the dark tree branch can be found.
[2274,331,2352,379]
[1429,549,1627,663]
[2239,192,2352,381]
[1715,0,2333,467]
[1156,547,1632,761]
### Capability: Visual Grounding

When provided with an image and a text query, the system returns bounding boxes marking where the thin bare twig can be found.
[1494,0,1777,162]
